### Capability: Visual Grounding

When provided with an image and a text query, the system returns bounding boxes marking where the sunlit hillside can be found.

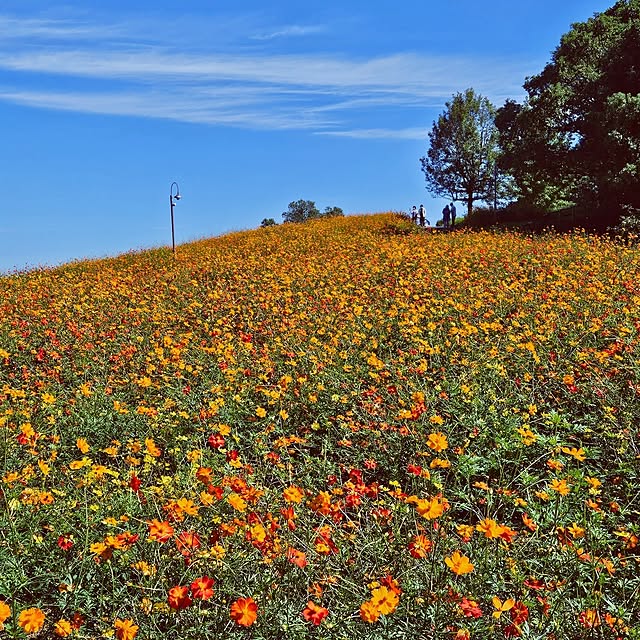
[0,213,638,639]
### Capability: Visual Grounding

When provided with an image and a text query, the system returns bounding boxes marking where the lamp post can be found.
[170,181,181,258]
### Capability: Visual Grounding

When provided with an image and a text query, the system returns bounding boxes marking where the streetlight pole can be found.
[170,181,181,258]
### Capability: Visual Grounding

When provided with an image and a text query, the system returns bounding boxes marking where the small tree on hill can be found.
[420,88,503,216]
[282,200,321,223]
[260,218,277,227]
[323,206,344,217]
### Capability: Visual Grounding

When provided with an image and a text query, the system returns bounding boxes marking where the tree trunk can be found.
[466,194,473,217]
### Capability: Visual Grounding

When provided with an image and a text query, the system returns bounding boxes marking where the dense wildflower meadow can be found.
[0,213,639,639]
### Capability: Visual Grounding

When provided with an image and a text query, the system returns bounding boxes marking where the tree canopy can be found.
[281,200,343,223]
[282,200,320,223]
[497,0,640,215]
[420,88,504,216]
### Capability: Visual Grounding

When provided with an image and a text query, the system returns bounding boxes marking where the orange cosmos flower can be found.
[476,518,505,539]
[144,438,161,457]
[578,609,600,628]
[146,519,174,543]
[561,446,586,461]
[114,618,139,640]
[426,432,448,452]
[408,534,433,558]
[415,495,449,520]
[281,505,297,530]
[190,576,215,600]
[445,551,475,575]
[230,597,258,627]
[167,585,192,610]
[370,586,399,615]
[0,601,11,630]
[522,513,537,531]
[195,466,213,483]
[287,547,308,568]
[359,600,381,623]
[175,531,201,556]
[302,601,329,626]
[499,525,518,544]
[283,485,305,503]
[18,608,46,634]
[308,491,332,515]
[549,478,570,496]
[456,524,475,542]
[54,619,73,637]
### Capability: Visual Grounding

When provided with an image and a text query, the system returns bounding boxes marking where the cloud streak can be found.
[0,13,532,138]
[250,24,325,40]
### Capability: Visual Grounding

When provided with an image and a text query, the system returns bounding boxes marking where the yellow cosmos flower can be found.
[492,597,515,619]
[227,493,247,512]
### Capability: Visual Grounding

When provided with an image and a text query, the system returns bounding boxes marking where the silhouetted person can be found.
[418,204,426,227]
[442,204,450,229]
[450,202,457,228]
[411,205,417,223]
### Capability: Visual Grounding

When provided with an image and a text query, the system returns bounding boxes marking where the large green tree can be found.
[420,88,503,216]
[497,0,640,214]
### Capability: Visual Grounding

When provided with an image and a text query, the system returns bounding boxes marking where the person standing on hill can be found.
[411,205,418,223]
[450,202,457,229]
[442,204,450,229]
[418,204,426,227]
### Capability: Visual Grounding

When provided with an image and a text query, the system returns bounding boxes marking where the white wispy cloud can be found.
[0,87,336,129]
[0,14,122,40]
[318,127,429,140]
[0,13,532,138]
[250,24,325,40]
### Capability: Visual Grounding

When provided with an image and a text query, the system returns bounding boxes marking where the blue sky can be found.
[0,0,614,273]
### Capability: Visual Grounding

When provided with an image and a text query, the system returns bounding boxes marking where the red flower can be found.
[459,597,483,619]
[129,475,142,493]
[302,601,329,626]
[175,531,201,556]
[167,585,192,610]
[504,623,522,638]
[207,434,225,449]
[57,534,74,551]
[190,576,215,600]
[523,577,546,590]
[510,602,529,625]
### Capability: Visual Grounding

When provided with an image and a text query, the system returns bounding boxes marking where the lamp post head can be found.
[174,194,181,201]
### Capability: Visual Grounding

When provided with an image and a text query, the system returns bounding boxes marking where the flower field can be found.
[0,213,639,639]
